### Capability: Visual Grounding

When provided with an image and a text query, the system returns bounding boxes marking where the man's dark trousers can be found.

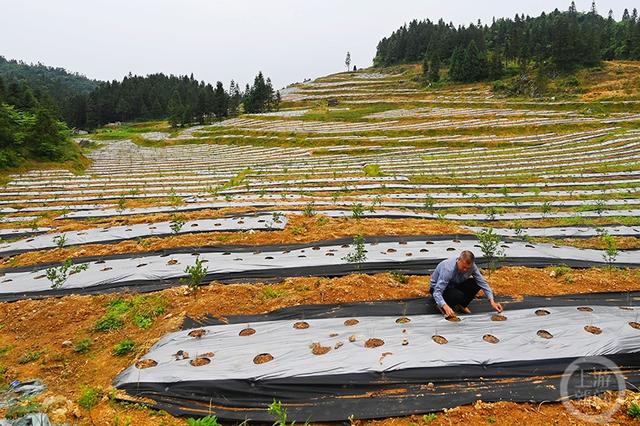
[430,278,481,308]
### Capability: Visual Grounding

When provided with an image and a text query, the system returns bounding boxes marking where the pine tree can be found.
[487,52,504,79]
[243,72,277,113]
[569,1,577,14]
[228,80,241,116]
[422,54,430,80]
[464,40,489,82]
[428,55,441,82]
[212,81,228,118]
[448,46,464,81]
[28,106,68,160]
[167,90,183,127]
[275,91,281,110]
[115,97,131,121]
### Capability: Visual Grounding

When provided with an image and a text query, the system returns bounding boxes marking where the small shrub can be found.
[53,234,67,248]
[342,235,367,264]
[169,215,186,234]
[391,271,408,284]
[18,350,42,364]
[46,258,89,289]
[513,220,529,241]
[598,229,618,268]
[369,195,383,212]
[117,195,127,212]
[600,232,618,268]
[351,203,365,219]
[303,201,316,217]
[423,196,435,212]
[183,257,209,293]
[78,385,102,410]
[484,206,498,221]
[476,228,505,273]
[187,415,222,426]
[168,189,183,207]
[112,339,135,356]
[74,338,92,354]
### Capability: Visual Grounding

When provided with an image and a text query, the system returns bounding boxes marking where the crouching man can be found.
[430,250,503,318]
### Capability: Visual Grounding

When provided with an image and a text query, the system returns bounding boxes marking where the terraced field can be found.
[1,63,640,425]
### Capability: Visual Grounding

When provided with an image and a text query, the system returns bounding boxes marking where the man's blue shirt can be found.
[429,256,494,307]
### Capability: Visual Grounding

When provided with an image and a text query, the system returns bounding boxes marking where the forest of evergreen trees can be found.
[72,71,280,129]
[0,56,99,128]
[0,56,280,130]
[0,57,281,168]
[375,2,640,82]
[0,75,80,169]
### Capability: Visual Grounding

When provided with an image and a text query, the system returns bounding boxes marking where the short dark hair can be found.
[459,250,475,264]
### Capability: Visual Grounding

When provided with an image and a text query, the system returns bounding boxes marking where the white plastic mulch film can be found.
[115,305,640,385]
[0,214,287,255]
[1,239,638,297]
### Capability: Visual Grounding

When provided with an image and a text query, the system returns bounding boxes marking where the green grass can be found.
[390,271,409,284]
[90,121,176,140]
[186,416,222,426]
[73,338,93,354]
[628,401,640,419]
[260,286,286,300]
[93,295,167,332]
[5,398,42,419]
[17,350,42,364]
[112,339,135,356]
[363,164,385,177]
[423,413,437,423]
[0,345,12,356]
[78,385,103,410]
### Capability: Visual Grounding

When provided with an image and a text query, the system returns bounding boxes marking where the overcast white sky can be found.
[1,1,634,89]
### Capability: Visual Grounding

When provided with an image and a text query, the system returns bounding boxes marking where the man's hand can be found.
[490,300,503,313]
[442,304,456,318]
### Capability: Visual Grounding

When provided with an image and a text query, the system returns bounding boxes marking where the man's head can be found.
[456,250,475,274]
